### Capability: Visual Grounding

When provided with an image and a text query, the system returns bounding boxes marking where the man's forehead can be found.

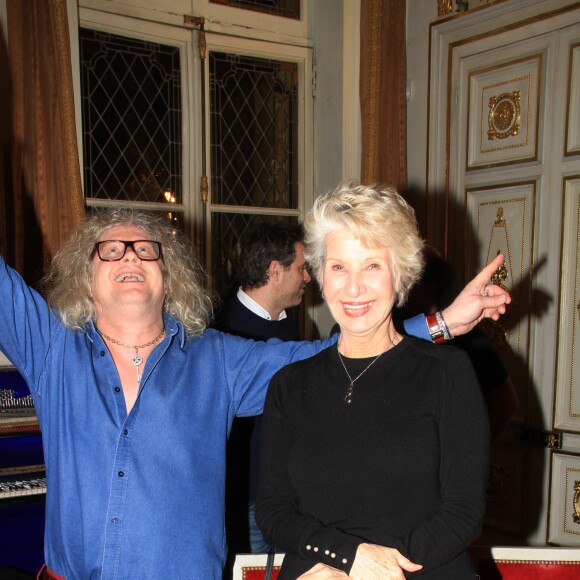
[292,242,306,260]
[99,224,148,240]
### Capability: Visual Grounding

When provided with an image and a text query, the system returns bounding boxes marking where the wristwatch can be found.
[426,313,446,344]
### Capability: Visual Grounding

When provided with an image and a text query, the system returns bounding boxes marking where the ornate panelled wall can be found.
[428,0,580,547]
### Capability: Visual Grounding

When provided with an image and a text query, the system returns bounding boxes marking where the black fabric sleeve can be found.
[256,370,362,574]
[393,348,490,572]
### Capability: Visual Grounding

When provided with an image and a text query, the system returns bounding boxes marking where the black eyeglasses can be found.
[94,240,162,262]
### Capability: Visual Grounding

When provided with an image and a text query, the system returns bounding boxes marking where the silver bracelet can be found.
[435,310,453,341]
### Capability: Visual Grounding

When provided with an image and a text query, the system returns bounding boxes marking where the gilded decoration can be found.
[476,192,531,357]
[437,0,469,16]
[573,480,580,524]
[488,91,521,140]
[565,468,580,536]
[437,0,453,16]
[469,58,540,168]
[487,207,511,292]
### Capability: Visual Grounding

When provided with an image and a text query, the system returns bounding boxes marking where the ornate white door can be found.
[428,0,580,546]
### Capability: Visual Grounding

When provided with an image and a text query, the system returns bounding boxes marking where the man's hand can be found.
[297,563,350,579]
[349,543,422,579]
[442,252,511,337]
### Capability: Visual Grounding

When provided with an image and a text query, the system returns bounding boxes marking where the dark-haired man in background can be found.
[215,222,311,554]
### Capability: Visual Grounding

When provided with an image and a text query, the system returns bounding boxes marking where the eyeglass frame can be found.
[93,240,163,262]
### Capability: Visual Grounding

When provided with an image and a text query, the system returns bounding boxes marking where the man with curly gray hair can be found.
[0,200,509,579]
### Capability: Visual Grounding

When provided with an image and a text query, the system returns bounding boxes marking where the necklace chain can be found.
[338,347,385,404]
[337,326,399,404]
[100,328,166,383]
[99,329,166,351]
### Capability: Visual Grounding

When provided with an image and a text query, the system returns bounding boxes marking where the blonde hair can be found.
[303,180,425,305]
[43,209,212,336]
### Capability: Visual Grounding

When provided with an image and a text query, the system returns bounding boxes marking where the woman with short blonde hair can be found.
[258,181,491,579]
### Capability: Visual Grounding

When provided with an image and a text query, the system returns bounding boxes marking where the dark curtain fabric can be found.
[6,0,84,285]
[360,0,407,192]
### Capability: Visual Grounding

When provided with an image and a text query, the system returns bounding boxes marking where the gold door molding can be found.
[467,55,542,170]
[565,43,580,156]
[549,453,580,543]
[467,181,536,358]
[554,176,580,430]
[466,181,536,429]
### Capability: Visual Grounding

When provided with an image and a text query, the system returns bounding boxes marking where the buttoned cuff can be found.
[301,532,361,573]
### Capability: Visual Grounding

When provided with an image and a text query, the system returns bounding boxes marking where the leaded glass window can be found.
[80,28,182,217]
[209,51,300,300]
[212,213,299,301]
[210,52,298,209]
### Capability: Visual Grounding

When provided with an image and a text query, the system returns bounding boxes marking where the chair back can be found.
[231,553,284,580]
[471,546,580,579]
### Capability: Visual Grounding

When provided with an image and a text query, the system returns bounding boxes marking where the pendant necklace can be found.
[337,329,397,404]
[338,347,384,404]
[100,328,166,383]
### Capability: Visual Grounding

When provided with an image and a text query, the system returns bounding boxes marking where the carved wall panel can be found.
[566,43,580,156]
[429,0,580,547]
[549,453,580,545]
[467,55,542,169]
[554,177,580,431]
[466,182,536,419]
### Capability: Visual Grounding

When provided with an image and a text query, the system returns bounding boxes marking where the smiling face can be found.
[90,224,166,319]
[322,228,398,346]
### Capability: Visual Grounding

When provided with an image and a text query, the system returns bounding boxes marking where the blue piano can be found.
[0,368,45,576]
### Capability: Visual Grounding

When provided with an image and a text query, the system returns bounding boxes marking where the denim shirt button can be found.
[100,351,105,356]
[124,429,128,435]
[111,517,117,524]
[115,387,121,393]
[118,471,124,477]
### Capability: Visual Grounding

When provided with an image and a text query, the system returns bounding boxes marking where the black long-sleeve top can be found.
[257,337,490,579]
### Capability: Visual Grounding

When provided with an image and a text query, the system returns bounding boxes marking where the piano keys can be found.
[0,464,46,502]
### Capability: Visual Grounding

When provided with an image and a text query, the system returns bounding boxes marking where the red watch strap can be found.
[426,313,445,344]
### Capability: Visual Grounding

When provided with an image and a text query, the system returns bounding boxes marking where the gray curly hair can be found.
[303,180,425,305]
[43,209,212,336]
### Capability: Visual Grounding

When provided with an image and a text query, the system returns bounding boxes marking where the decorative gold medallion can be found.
[437,0,454,16]
[488,91,521,140]
[573,480,580,524]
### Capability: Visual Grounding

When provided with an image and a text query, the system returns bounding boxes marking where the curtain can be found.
[6,0,84,285]
[359,0,407,191]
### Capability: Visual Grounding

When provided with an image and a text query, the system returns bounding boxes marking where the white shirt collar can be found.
[237,287,287,321]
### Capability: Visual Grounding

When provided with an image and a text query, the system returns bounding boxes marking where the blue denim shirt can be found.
[0,257,429,579]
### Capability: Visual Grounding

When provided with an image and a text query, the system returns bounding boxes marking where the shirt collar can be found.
[237,287,287,321]
[87,313,186,348]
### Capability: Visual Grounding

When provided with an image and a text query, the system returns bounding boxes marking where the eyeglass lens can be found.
[97,240,161,261]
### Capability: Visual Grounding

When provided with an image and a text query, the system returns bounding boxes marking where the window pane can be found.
[209,0,300,19]
[80,29,182,206]
[211,212,298,301]
[210,52,298,209]
[87,207,184,233]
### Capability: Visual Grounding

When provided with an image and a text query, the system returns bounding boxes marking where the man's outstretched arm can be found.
[403,253,511,341]
[443,252,510,336]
